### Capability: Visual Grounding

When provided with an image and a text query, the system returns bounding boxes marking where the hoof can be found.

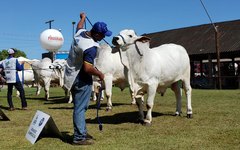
[187,114,193,119]
[174,112,182,116]
[105,107,112,112]
[136,119,144,124]
[143,122,151,127]
[131,102,136,105]
[174,113,181,117]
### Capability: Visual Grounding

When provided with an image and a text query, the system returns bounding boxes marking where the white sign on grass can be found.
[25,110,62,144]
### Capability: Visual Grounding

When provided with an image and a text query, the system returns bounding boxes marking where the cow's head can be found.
[50,59,67,87]
[112,29,151,52]
[112,29,138,47]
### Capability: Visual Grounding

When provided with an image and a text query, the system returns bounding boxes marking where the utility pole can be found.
[215,26,222,89]
[72,21,76,39]
[45,20,54,29]
[200,0,222,89]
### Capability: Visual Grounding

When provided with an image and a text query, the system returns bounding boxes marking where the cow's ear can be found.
[135,36,150,43]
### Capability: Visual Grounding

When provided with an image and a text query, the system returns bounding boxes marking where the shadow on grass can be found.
[60,131,73,144]
[88,102,131,109]
[86,111,170,125]
[47,102,130,110]
[43,98,69,104]
[34,131,72,144]
[26,97,46,101]
[0,105,9,110]
[48,106,73,110]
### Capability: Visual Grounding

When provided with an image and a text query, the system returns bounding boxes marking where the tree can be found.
[0,48,27,61]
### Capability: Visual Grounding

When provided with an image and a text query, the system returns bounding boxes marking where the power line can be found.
[199,0,217,32]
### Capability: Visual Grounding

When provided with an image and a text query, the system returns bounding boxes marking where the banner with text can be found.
[25,110,62,144]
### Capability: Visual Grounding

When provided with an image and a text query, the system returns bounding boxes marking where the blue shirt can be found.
[77,31,98,84]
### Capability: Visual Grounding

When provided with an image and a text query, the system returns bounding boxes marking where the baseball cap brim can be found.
[104,30,112,37]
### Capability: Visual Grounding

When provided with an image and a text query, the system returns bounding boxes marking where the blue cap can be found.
[92,22,112,37]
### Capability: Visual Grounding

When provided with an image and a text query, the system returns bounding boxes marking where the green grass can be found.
[0,87,240,150]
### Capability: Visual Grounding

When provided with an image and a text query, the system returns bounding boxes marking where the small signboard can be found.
[25,110,62,144]
[0,108,10,121]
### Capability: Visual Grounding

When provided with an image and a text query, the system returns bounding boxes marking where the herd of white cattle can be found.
[2,29,193,125]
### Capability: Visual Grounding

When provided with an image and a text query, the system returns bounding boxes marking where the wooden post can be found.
[215,26,222,89]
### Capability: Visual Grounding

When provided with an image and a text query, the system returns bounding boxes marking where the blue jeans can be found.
[7,81,27,108]
[71,79,92,142]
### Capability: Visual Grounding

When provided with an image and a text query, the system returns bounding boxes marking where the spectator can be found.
[0,48,27,111]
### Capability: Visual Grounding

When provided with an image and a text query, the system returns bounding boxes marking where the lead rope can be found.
[96,81,104,131]
[85,16,111,45]
[85,16,108,130]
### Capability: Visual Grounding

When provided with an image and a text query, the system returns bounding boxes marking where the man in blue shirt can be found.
[0,48,27,111]
[64,12,112,145]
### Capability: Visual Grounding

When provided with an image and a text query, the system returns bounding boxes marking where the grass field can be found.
[0,87,240,150]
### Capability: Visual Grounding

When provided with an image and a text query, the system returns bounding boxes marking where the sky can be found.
[0,0,240,59]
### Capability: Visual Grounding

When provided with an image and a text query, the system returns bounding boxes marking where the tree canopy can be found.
[0,49,27,61]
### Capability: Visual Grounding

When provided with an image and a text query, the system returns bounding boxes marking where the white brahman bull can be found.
[112,29,193,125]
[17,57,36,87]
[16,57,37,96]
[16,69,35,97]
[94,43,136,110]
[18,70,35,87]
[31,58,72,102]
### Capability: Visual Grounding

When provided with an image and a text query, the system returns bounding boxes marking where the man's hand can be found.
[98,72,104,81]
[80,12,86,19]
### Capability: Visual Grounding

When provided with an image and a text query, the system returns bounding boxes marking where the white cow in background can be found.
[91,81,104,101]
[112,29,193,125]
[31,58,72,101]
[17,57,36,87]
[94,43,136,110]
[16,57,37,97]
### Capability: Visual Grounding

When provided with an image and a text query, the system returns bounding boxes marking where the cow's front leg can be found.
[44,80,50,100]
[129,88,136,105]
[144,83,157,126]
[104,75,113,111]
[135,95,144,124]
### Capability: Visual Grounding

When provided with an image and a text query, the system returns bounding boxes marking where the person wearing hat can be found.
[64,12,112,145]
[0,48,27,111]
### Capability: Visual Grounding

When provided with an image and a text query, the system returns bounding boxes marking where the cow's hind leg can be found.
[182,79,193,118]
[171,81,182,116]
[36,84,41,96]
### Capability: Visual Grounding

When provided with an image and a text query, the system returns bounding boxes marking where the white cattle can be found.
[94,43,136,110]
[18,70,35,87]
[16,69,35,97]
[31,58,72,102]
[91,81,104,101]
[112,29,193,125]
[17,57,36,87]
